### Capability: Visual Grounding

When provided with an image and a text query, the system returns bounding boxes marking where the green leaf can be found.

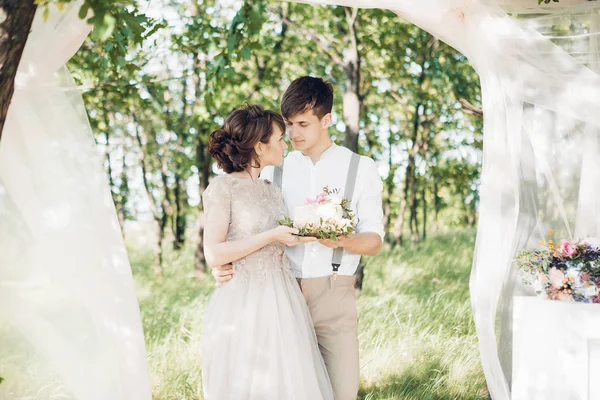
[92,14,117,42]
[78,3,90,20]
[240,47,251,60]
[227,35,238,54]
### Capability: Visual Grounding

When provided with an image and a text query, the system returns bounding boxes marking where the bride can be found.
[201,104,334,399]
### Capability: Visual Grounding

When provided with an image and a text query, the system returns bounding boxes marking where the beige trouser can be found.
[297,275,359,400]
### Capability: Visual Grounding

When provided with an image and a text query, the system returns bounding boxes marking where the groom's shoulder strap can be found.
[273,159,284,189]
[332,152,361,271]
[344,152,361,200]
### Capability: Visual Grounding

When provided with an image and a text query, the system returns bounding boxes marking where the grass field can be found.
[131,228,489,400]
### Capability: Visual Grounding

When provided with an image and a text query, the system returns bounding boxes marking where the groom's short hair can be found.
[281,76,333,120]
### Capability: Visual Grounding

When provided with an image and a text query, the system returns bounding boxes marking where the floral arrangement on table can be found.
[278,186,357,240]
[516,229,600,303]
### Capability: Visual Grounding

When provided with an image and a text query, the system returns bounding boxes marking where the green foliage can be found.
[36,1,157,44]
[67,0,484,257]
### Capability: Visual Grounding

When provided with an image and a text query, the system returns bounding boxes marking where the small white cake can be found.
[293,203,348,230]
[284,188,356,236]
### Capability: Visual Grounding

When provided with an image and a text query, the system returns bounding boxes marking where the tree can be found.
[0,0,153,142]
[0,0,37,140]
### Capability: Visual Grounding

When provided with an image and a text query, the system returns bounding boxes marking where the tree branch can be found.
[280,16,344,66]
[459,98,483,118]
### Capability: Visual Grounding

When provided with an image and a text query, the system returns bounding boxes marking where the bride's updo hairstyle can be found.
[208,104,286,173]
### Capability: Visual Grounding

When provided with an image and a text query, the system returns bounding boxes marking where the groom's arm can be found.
[212,264,234,287]
[321,232,382,256]
[319,157,384,256]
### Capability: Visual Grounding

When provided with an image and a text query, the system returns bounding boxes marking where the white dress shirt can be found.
[261,143,384,279]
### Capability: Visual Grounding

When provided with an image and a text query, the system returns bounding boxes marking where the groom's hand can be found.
[318,236,348,249]
[212,264,234,287]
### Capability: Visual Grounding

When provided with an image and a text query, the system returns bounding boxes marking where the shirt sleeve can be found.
[354,156,385,241]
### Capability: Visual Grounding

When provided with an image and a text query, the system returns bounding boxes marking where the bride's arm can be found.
[203,207,315,269]
[204,221,314,268]
[204,216,272,268]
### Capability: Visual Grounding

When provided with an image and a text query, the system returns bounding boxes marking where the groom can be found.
[212,76,384,400]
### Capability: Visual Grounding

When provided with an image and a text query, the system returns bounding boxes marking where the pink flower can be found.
[557,292,573,302]
[547,287,560,300]
[548,267,565,288]
[305,192,331,205]
[559,240,577,257]
[581,272,590,283]
[316,192,328,204]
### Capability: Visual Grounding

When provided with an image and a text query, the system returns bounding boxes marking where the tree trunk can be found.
[153,216,166,275]
[470,198,478,227]
[118,142,129,238]
[354,260,366,291]
[383,136,397,244]
[392,161,411,247]
[194,128,212,276]
[103,112,127,234]
[191,45,213,275]
[421,181,427,240]
[133,112,166,275]
[0,0,37,141]
[433,173,440,232]
[172,175,187,250]
[409,173,419,243]
[342,8,360,153]
[170,75,188,251]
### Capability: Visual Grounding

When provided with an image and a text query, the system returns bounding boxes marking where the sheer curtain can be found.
[0,2,151,399]
[2,0,600,399]
[287,0,600,398]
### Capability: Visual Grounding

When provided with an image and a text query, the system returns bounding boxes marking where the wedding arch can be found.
[1,0,599,399]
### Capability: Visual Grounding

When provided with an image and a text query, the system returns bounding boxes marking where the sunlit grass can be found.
[133,228,488,399]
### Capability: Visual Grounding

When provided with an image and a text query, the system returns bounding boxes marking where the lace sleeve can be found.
[202,176,232,220]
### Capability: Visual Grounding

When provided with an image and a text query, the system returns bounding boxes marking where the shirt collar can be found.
[297,142,338,163]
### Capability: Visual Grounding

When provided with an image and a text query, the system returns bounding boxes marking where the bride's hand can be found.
[270,226,317,246]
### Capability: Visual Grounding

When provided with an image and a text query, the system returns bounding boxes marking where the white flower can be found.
[584,284,599,297]
[328,194,343,205]
[532,279,544,294]
[338,218,353,230]
[565,268,580,281]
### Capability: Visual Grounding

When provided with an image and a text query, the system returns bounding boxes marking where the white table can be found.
[512,297,600,400]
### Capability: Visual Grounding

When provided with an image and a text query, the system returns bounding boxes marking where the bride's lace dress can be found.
[201,174,333,400]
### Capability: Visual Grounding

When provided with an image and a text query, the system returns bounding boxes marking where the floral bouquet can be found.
[516,230,600,303]
[278,186,357,240]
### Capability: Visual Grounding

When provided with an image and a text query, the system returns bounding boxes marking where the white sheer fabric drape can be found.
[2,0,599,399]
[286,0,600,398]
[0,3,151,399]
